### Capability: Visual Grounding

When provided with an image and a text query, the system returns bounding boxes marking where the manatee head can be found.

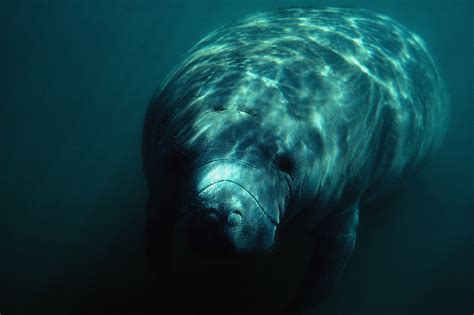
[180,152,293,257]
[174,113,292,257]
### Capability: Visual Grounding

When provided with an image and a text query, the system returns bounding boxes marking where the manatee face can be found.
[181,157,289,257]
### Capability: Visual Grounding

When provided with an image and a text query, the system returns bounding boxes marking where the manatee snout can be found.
[182,161,280,257]
[195,181,247,227]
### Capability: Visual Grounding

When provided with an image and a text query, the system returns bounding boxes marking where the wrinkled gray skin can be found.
[143,7,447,313]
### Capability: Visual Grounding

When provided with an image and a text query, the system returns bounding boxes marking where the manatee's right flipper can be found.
[144,197,177,312]
[145,198,174,273]
[285,203,359,314]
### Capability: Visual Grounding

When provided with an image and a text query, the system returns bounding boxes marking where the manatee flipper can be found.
[144,198,176,308]
[286,203,359,313]
[145,197,176,268]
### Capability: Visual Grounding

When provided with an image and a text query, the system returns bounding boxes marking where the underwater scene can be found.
[1,0,472,314]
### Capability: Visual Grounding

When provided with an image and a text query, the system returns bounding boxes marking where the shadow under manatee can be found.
[144,220,316,315]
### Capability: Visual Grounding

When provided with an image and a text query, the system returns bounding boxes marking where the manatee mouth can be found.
[183,179,277,256]
[196,179,278,226]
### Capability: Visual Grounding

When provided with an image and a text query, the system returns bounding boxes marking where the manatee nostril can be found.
[227,210,243,226]
[208,210,219,223]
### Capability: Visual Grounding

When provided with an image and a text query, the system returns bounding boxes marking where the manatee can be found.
[142,6,447,312]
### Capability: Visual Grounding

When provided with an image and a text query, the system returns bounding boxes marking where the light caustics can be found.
[157,7,447,204]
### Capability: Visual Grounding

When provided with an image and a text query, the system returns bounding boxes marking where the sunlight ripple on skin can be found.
[143,8,448,310]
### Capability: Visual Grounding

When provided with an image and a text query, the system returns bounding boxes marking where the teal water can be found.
[1,1,472,314]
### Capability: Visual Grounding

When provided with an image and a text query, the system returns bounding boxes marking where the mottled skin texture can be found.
[143,7,447,313]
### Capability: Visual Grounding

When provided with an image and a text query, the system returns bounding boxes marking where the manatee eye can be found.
[275,154,295,174]
[167,149,195,172]
[168,151,185,171]
[214,105,224,112]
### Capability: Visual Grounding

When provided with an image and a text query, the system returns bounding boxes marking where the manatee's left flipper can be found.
[285,203,359,314]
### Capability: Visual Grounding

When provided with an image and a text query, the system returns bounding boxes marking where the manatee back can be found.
[143,7,448,202]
